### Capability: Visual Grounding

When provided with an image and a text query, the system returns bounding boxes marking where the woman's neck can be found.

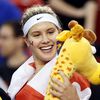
[33,57,48,72]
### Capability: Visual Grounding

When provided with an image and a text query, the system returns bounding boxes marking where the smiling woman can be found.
[21,5,62,65]
[25,21,59,63]
[7,5,91,100]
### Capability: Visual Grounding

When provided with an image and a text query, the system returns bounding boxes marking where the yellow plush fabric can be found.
[63,37,99,84]
[0,97,2,100]
[44,21,100,100]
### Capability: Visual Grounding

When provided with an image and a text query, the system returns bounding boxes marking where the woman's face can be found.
[26,22,60,62]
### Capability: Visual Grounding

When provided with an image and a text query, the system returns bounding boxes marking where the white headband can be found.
[23,13,61,36]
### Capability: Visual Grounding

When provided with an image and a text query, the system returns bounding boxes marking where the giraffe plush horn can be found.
[69,20,84,41]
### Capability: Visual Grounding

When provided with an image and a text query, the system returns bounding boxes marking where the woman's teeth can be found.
[41,46,52,50]
[40,46,53,52]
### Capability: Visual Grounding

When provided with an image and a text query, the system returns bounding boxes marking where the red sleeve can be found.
[70,72,90,91]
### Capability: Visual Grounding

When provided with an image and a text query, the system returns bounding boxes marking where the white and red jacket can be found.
[7,56,91,100]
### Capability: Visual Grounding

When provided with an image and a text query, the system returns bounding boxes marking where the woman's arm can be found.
[48,0,98,31]
[48,0,84,18]
[84,1,98,31]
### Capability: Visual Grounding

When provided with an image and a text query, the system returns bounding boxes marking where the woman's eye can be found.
[33,34,40,37]
[48,31,54,34]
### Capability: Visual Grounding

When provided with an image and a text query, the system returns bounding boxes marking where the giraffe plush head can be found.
[56,20,97,43]
[56,20,100,85]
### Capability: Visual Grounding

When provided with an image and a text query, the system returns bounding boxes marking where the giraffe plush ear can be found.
[56,30,71,42]
[83,29,97,44]
[68,20,78,29]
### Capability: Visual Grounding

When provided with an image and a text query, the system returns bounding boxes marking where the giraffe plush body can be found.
[44,21,100,100]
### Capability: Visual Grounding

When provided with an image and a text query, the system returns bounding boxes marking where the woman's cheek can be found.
[29,39,41,49]
[29,40,34,46]
[50,33,57,42]
[51,36,57,44]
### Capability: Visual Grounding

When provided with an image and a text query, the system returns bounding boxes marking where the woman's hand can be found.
[50,71,79,100]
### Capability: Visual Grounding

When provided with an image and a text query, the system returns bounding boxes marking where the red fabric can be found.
[16,63,90,100]
[70,72,90,91]
[29,63,36,69]
[16,85,44,100]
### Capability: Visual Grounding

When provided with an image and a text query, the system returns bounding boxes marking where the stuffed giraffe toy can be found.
[44,20,100,100]
[0,97,2,100]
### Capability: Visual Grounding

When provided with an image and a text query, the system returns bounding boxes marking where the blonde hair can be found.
[21,5,57,27]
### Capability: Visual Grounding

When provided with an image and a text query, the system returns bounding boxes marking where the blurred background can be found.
[0,0,100,92]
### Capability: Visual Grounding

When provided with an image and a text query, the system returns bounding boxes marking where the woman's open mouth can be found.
[40,45,54,53]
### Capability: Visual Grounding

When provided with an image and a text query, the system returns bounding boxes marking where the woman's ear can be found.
[24,37,30,47]
[83,29,97,44]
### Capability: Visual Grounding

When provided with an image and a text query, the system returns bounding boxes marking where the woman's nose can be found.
[41,34,50,44]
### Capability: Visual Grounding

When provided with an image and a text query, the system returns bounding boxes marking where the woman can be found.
[8,5,91,100]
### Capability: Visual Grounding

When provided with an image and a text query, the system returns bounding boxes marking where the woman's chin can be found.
[40,52,56,62]
[37,45,57,62]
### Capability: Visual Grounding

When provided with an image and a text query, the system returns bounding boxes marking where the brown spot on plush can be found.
[73,67,76,71]
[53,72,57,75]
[62,48,66,52]
[61,54,63,57]
[65,57,69,60]
[47,93,50,95]
[61,61,65,64]
[58,77,61,80]
[56,61,58,65]
[69,62,73,65]
[70,36,72,38]
[67,67,72,71]
[54,68,57,70]
[59,65,62,68]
